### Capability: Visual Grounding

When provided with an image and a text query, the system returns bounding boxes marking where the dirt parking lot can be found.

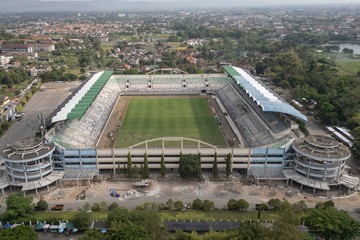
[19,172,357,217]
[0,82,80,147]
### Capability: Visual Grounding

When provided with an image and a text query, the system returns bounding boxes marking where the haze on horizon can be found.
[1,0,360,13]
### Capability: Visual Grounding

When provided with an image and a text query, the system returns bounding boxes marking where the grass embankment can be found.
[33,210,280,223]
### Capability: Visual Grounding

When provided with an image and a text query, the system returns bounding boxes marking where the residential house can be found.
[1,44,33,53]
[0,55,12,65]
[0,96,10,106]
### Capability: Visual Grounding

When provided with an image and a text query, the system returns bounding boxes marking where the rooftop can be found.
[223,66,307,122]
[1,137,55,161]
[292,135,351,161]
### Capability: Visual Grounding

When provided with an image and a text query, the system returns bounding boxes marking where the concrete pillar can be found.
[145,141,148,155]
[35,188,38,197]
[47,185,50,192]
[300,184,303,191]
[162,137,165,153]
[112,148,115,174]
[313,187,316,195]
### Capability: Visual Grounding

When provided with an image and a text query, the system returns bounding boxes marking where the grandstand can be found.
[2,67,356,196]
[49,68,305,149]
[215,66,306,147]
[111,74,230,93]
[52,75,121,149]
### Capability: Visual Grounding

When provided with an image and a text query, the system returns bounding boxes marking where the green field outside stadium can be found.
[115,97,227,147]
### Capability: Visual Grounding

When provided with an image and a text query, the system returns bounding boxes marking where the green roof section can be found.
[223,66,240,77]
[66,70,113,120]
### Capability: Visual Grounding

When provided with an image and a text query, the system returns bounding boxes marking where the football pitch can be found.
[115,97,227,147]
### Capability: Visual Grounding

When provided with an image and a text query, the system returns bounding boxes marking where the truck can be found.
[51,204,64,211]
[133,179,153,187]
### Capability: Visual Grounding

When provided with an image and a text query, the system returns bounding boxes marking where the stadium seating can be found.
[111,74,230,93]
[53,77,121,149]
[216,84,276,147]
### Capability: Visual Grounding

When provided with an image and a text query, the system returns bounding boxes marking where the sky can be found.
[36,0,360,3]
[1,0,359,13]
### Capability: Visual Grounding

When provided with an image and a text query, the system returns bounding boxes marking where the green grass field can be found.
[115,97,227,147]
[335,58,360,74]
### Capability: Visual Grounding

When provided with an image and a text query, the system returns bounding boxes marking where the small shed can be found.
[49,224,59,233]
[43,224,50,232]
[35,222,45,231]
[65,222,75,231]
[58,222,66,233]
[2,223,12,229]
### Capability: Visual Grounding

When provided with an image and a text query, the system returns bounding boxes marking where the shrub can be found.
[174,201,184,211]
[192,198,203,210]
[91,203,101,211]
[1,122,10,130]
[109,202,119,210]
[227,199,238,211]
[203,200,214,211]
[237,199,249,211]
[36,199,48,211]
[267,198,282,211]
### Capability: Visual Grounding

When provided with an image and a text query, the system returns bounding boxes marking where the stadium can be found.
[1,66,358,195]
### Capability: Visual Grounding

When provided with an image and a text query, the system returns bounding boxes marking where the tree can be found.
[315,200,335,210]
[179,154,202,179]
[237,221,272,240]
[36,199,48,211]
[72,211,91,230]
[192,198,203,210]
[317,102,339,125]
[127,152,132,178]
[174,201,184,211]
[107,208,167,240]
[272,201,303,240]
[342,48,354,54]
[109,221,151,240]
[212,152,218,179]
[160,154,166,177]
[256,203,268,211]
[237,199,249,211]
[292,200,308,212]
[227,199,238,211]
[225,153,232,177]
[0,225,38,240]
[1,193,34,223]
[203,200,214,211]
[79,229,104,240]
[305,207,359,240]
[91,203,101,211]
[109,202,119,210]
[143,154,149,178]
[132,165,139,178]
[108,207,131,223]
[140,163,144,177]
[83,202,91,211]
[166,199,174,210]
[267,198,282,211]
[1,121,10,130]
